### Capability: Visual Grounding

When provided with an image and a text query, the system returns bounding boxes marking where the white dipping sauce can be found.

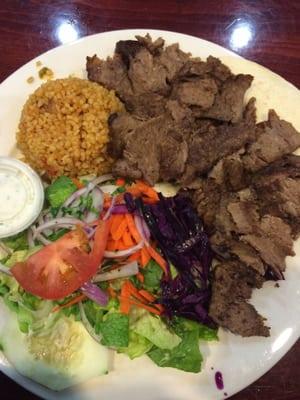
[0,157,44,238]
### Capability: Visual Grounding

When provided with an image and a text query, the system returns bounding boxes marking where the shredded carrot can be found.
[126,187,143,197]
[125,298,162,315]
[106,240,118,251]
[125,214,142,243]
[154,303,164,312]
[107,286,117,298]
[114,193,125,204]
[142,197,159,205]
[123,229,134,247]
[120,281,131,314]
[71,177,85,189]
[111,217,127,241]
[138,289,155,302]
[135,181,159,201]
[147,245,168,275]
[52,293,86,313]
[110,214,125,237]
[141,246,151,267]
[116,178,125,186]
[139,288,163,311]
[119,280,163,315]
[124,280,146,302]
[136,272,145,283]
[115,238,128,250]
[103,193,112,209]
[127,251,141,262]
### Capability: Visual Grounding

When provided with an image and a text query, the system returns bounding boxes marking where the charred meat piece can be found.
[209,262,269,337]
[253,155,300,238]
[87,34,253,124]
[128,47,169,95]
[136,33,165,55]
[87,35,300,339]
[206,56,233,83]
[202,74,253,123]
[107,112,140,158]
[86,54,133,101]
[183,98,257,181]
[212,191,294,275]
[242,110,300,172]
[178,55,232,83]
[158,43,191,81]
[125,93,167,119]
[172,78,218,109]
[227,202,294,276]
[211,233,266,275]
[190,179,222,231]
[111,113,188,185]
[115,40,144,68]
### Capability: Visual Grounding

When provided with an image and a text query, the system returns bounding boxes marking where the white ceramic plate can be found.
[0,29,299,400]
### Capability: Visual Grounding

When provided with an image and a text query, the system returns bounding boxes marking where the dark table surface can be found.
[0,1,299,399]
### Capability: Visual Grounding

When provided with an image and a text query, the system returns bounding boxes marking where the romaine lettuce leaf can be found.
[118,331,153,359]
[45,176,77,208]
[100,313,129,348]
[142,260,163,292]
[198,323,218,341]
[147,316,217,372]
[4,246,42,268]
[148,329,202,373]
[131,308,181,350]
[2,231,28,251]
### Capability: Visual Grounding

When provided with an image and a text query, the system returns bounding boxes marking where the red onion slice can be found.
[104,241,144,258]
[91,174,114,187]
[81,281,108,306]
[141,218,151,241]
[134,214,149,246]
[93,261,139,282]
[27,229,35,248]
[103,196,116,221]
[111,204,128,214]
[33,217,85,238]
[84,187,104,223]
[62,174,113,210]
[63,187,88,208]
[34,231,52,245]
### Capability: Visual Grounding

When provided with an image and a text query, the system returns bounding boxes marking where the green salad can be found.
[0,174,217,391]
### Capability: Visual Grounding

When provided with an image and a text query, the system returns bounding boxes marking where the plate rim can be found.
[0,28,299,400]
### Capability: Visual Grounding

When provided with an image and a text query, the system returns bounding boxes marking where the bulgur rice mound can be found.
[17,77,124,179]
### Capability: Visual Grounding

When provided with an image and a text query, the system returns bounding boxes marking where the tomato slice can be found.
[11,221,110,300]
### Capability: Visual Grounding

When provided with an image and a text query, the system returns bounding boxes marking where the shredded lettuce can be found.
[130,308,181,350]
[2,294,54,334]
[148,329,202,373]
[0,247,54,334]
[142,260,163,293]
[172,317,218,341]
[118,331,153,359]
[147,317,217,373]
[4,246,42,268]
[2,231,28,251]
[112,186,126,196]
[46,229,69,242]
[198,323,219,341]
[100,313,129,348]
[45,176,77,208]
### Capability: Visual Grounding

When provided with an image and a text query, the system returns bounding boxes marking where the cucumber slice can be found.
[0,301,109,391]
